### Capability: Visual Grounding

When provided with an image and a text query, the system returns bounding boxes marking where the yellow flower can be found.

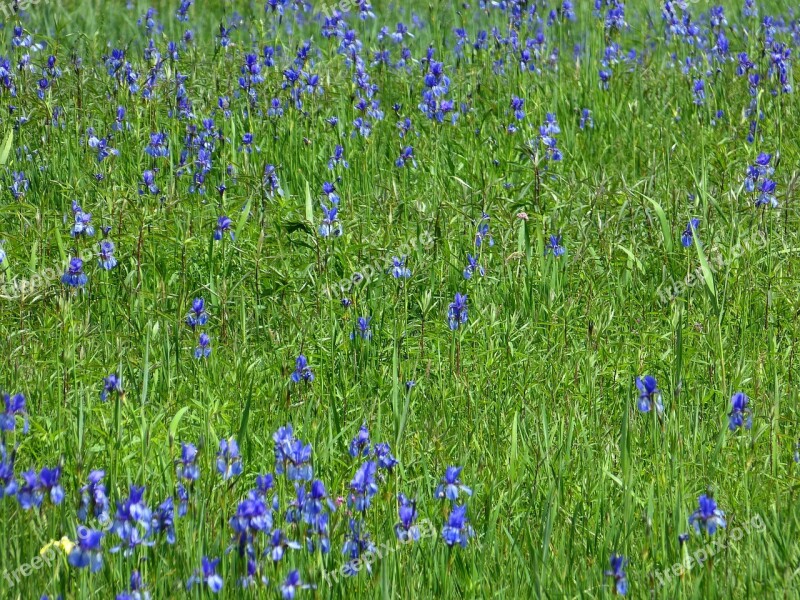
[40,536,75,556]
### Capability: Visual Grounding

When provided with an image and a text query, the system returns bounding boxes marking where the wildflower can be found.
[395,146,416,168]
[68,528,104,572]
[545,234,565,257]
[117,570,149,600]
[87,132,119,162]
[678,533,690,545]
[462,253,484,280]
[216,438,243,480]
[39,466,64,505]
[635,375,664,414]
[62,257,88,288]
[390,256,411,278]
[186,298,208,329]
[254,474,275,501]
[317,182,339,207]
[349,424,371,458]
[441,504,474,547]
[604,554,628,595]
[0,242,5,265]
[100,374,123,402]
[194,333,211,359]
[689,494,726,535]
[1,392,28,433]
[510,96,525,120]
[318,203,342,237]
[229,495,272,557]
[262,164,284,197]
[342,519,376,575]
[152,497,176,544]
[177,442,200,482]
[176,484,190,517]
[580,108,594,129]
[0,444,17,498]
[475,213,494,247]
[98,240,117,270]
[328,144,349,169]
[405,380,416,391]
[728,392,752,431]
[187,556,223,593]
[693,79,705,105]
[374,443,398,471]
[144,132,169,157]
[176,0,192,21]
[756,178,777,208]
[110,485,154,555]
[291,355,314,383]
[70,201,95,237]
[17,470,43,509]
[435,466,473,501]
[9,171,28,199]
[350,316,372,341]
[447,293,468,330]
[139,170,160,195]
[394,494,420,542]
[267,528,302,563]
[681,219,700,247]
[273,426,310,480]
[78,470,109,523]
[348,461,379,512]
[214,216,234,241]
[302,480,335,551]
[280,570,313,599]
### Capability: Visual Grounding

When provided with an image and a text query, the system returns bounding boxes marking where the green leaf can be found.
[645,197,673,254]
[169,406,190,447]
[235,199,251,242]
[617,244,644,273]
[693,235,717,307]
[305,180,314,224]
[0,129,13,166]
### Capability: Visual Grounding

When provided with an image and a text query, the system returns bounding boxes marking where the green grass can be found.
[0,0,799,598]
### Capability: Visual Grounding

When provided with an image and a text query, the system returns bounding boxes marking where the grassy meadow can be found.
[0,0,799,598]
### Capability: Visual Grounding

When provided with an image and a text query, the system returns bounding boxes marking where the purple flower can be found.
[194,332,211,359]
[100,374,122,402]
[545,234,565,257]
[291,355,314,383]
[435,466,472,501]
[216,438,243,480]
[441,504,474,547]
[62,257,88,288]
[349,424,371,458]
[1,392,28,433]
[448,293,468,330]
[681,219,700,248]
[214,216,234,241]
[394,494,420,542]
[186,297,208,329]
[391,256,411,278]
[374,443,397,471]
[187,556,223,593]
[78,470,109,523]
[635,375,663,414]
[280,570,313,599]
[98,240,117,270]
[728,392,752,431]
[604,554,628,595]
[348,461,378,512]
[463,253,484,279]
[689,494,726,536]
[68,527,104,572]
